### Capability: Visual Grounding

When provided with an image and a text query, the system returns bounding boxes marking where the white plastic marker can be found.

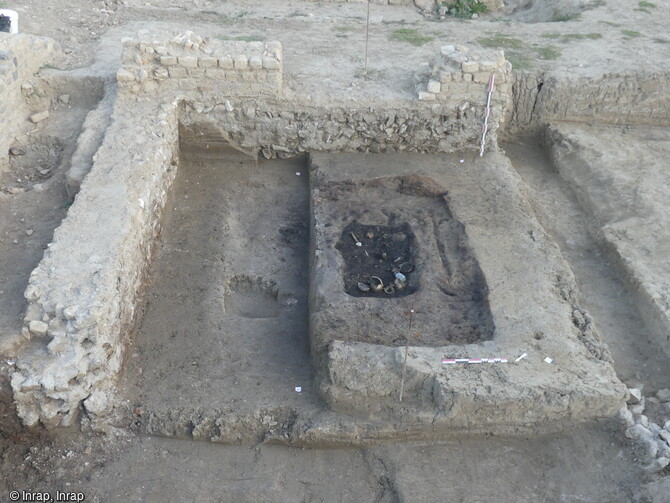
[515,352,528,363]
[442,357,508,364]
[479,74,495,157]
[294,386,302,393]
[0,10,19,34]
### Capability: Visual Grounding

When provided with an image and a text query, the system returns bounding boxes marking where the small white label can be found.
[294,386,302,393]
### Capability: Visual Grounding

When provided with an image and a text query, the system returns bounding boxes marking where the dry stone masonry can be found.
[116,31,282,98]
[416,45,512,151]
[0,33,60,166]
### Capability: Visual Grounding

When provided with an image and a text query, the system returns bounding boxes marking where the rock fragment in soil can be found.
[30,111,50,124]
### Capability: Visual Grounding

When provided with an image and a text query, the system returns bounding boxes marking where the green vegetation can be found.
[388,28,435,46]
[541,32,561,39]
[551,10,581,22]
[599,20,621,26]
[333,25,357,32]
[0,2,7,7]
[535,45,561,60]
[638,1,656,7]
[561,33,603,40]
[234,35,263,42]
[442,0,487,19]
[235,10,250,18]
[477,33,525,49]
[621,29,642,38]
[506,51,533,70]
[653,37,669,44]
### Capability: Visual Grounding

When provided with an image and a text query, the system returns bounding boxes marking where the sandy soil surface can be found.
[1,0,670,501]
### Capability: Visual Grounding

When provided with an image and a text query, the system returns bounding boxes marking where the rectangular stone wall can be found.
[0,33,60,167]
[12,100,180,429]
[116,31,282,97]
[416,45,512,151]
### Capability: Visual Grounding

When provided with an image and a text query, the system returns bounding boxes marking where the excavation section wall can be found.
[544,123,670,359]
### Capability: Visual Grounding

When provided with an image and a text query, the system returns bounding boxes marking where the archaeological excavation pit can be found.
[8,30,628,441]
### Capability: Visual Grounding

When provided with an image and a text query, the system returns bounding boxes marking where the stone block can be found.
[198,57,217,68]
[234,55,248,70]
[168,66,187,78]
[427,79,441,93]
[262,58,280,70]
[155,46,168,55]
[187,68,205,78]
[30,111,50,124]
[28,320,49,336]
[241,72,255,81]
[461,73,473,82]
[439,71,452,83]
[225,71,240,82]
[204,68,225,79]
[418,91,436,101]
[462,61,479,73]
[160,56,177,66]
[249,56,263,70]
[178,56,198,68]
[473,72,490,84]
[153,68,169,80]
[480,61,497,72]
[440,45,455,56]
[218,56,233,69]
[179,78,198,90]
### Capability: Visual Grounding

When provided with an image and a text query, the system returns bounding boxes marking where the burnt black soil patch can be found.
[336,221,418,298]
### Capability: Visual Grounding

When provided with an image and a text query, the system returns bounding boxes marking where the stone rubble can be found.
[620,386,670,475]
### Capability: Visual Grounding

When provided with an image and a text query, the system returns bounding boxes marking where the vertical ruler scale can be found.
[479,74,495,157]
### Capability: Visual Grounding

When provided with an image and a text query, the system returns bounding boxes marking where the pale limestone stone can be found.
[29,111,50,124]
[656,389,670,402]
[63,306,78,320]
[440,45,456,56]
[234,55,248,70]
[198,57,217,68]
[262,58,280,70]
[427,79,441,93]
[628,387,643,404]
[205,68,225,79]
[462,61,479,73]
[153,68,169,80]
[218,56,233,69]
[28,320,49,336]
[160,55,177,66]
[178,56,198,68]
[249,56,263,69]
[439,71,452,83]
[418,91,436,101]
[168,67,187,78]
